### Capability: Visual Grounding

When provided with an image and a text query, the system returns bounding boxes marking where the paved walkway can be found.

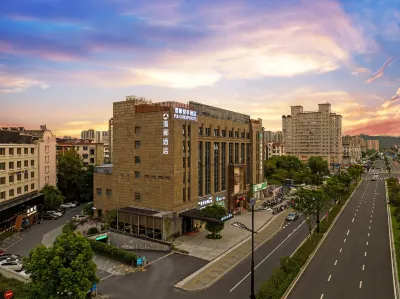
[175,209,290,291]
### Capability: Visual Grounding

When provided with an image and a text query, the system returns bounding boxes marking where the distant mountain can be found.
[359,134,400,149]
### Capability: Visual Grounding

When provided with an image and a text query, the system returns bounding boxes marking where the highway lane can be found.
[286,171,396,299]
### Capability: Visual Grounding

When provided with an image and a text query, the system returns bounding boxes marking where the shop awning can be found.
[0,192,43,212]
[179,209,222,223]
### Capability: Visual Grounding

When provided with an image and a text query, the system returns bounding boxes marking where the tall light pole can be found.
[250,198,256,299]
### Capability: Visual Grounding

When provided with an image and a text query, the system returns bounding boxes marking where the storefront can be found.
[252,181,267,200]
[214,191,228,209]
[198,196,213,210]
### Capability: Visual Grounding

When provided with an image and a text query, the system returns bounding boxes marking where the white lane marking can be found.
[100,273,114,281]
[365,252,367,257]
[352,218,355,223]
[362,265,365,270]
[344,239,346,243]
[368,233,370,237]
[340,248,343,253]
[320,294,324,299]
[328,274,332,282]
[369,226,371,229]
[370,220,372,223]
[360,281,363,288]
[334,260,337,266]
[371,215,373,218]
[347,230,350,235]
[366,241,369,246]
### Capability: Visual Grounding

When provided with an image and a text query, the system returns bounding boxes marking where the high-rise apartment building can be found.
[94,97,266,240]
[81,129,95,140]
[367,140,379,151]
[282,103,342,165]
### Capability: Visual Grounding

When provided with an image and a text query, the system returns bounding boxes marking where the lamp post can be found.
[249,198,256,299]
[92,207,97,229]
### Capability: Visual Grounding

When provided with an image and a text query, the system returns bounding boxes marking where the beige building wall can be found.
[367,140,379,151]
[0,145,39,203]
[37,130,57,190]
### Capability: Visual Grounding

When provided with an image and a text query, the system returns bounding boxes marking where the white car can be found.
[73,215,88,221]
[60,203,76,208]
[47,211,63,217]
[16,269,30,277]
[0,260,23,271]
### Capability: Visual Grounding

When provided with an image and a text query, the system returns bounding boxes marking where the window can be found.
[9,175,14,183]
[135,171,141,178]
[182,141,186,152]
[83,154,88,159]
[17,174,21,181]
[96,188,102,195]
[90,158,94,164]
[0,163,4,171]
[135,193,141,201]
[0,177,5,185]
[45,166,49,173]
[135,156,141,164]
[31,183,35,190]
[24,160,28,167]
[106,189,112,197]
[45,156,49,163]
[17,161,21,168]
[235,143,239,164]
[214,129,219,137]
[45,146,49,153]
[9,162,14,170]
[31,160,34,167]
[221,143,226,190]
[183,188,186,202]
[135,126,141,135]
[183,157,186,168]
[31,171,35,178]
[205,128,211,136]
[229,143,233,164]
[214,142,219,192]
[222,130,226,137]
[45,176,49,183]
[17,148,21,155]
[187,125,191,136]
[24,172,28,180]
[198,141,203,196]
[0,191,5,200]
[30,148,34,154]
[0,148,5,155]
[9,189,14,197]
[135,141,141,149]
[17,187,21,194]
[24,148,28,155]
[205,142,211,194]
[83,146,88,151]
[182,125,186,136]
[9,148,14,155]
[24,185,28,192]
[90,149,95,155]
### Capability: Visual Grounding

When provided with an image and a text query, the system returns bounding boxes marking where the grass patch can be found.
[388,178,400,283]
[0,273,30,298]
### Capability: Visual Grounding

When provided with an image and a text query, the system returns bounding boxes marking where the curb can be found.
[282,178,362,299]
[174,211,288,291]
[386,179,400,299]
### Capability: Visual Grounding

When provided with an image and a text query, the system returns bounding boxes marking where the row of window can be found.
[95,188,141,202]
[0,160,35,171]
[0,183,35,200]
[0,171,35,184]
[0,147,35,155]
[198,127,250,139]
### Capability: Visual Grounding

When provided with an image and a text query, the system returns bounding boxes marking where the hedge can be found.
[62,221,78,234]
[257,179,360,299]
[87,239,137,266]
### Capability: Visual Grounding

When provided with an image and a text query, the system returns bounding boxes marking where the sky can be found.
[1,0,400,137]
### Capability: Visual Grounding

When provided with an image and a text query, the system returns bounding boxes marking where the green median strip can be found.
[387,178,400,284]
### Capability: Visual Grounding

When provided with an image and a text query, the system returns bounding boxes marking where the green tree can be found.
[40,184,65,210]
[23,233,98,299]
[83,202,94,216]
[106,209,118,227]
[307,156,329,175]
[324,176,345,204]
[347,164,364,180]
[57,150,84,201]
[338,172,352,188]
[80,165,94,203]
[200,204,227,239]
[264,161,276,177]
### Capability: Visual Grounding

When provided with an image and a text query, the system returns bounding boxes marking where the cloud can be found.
[365,57,394,83]
[0,74,49,93]
[53,120,108,137]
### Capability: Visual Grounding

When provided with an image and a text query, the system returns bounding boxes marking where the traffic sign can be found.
[4,290,14,299]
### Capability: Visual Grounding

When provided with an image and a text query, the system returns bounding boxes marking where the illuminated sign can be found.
[95,234,108,241]
[215,196,225,202]
[220,213,233,222]
[174,108,197,121]
[162,113,169,155]
[199,197,213,209]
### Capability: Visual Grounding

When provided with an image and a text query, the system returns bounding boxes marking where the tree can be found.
[292,188,330,239]
[83,202,94,216]
[200,204,227,239]
[347,164,364,180]
[307,156,329,175]
[23,232,98,299]
[324,176,345,204]
[80,165,94,203]
[57,150,84,201]
[106,209,117,227]
[338,172,351,188]
[40,184,65,210]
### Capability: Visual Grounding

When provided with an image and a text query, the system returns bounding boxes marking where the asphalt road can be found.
[286,162,397,299]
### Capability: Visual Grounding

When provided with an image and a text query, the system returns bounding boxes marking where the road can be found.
[286,161,398,299]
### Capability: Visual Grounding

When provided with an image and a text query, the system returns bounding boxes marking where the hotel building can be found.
[282,103,342,165]
[94,97,266,240]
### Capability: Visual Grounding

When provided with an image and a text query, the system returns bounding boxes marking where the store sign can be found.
[252,181,267,193]
[162,113,169,155]
[220,213,233,222]
[198,197,213,209]
[215,196,225,202]
[259,132,263,171]
[174,108,197,121]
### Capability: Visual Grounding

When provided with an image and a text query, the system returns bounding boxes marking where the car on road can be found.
[16,269,30,277]
[60,202,77,208]
[47,210,63,217]
[0,260,23,271]
[40,212,58,220]
[286,213,299,221]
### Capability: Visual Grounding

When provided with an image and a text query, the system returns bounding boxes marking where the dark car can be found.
[286,213,299,221]
[40,212,58,220]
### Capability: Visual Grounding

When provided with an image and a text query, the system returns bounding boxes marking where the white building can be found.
[265,142,285,160]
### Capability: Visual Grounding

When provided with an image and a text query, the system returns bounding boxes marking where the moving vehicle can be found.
[371,174,378,181]
[56,208,66,215]
[0,250,6,256]
[16,269,30,277]
[286,212,299,221]
[40,212,58,220]
[61,202,76,208]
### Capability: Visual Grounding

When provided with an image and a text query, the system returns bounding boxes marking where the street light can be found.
[249,198,256,299]
[92,207,97,229]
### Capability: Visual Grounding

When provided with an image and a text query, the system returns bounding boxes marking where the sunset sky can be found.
[1,0,400,137]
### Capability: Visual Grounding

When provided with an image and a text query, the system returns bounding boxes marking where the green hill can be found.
[359,134,400,149]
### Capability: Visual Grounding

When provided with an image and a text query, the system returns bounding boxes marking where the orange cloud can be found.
[365,57,394,83]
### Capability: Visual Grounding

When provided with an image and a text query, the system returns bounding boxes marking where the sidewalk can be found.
[175,209,290,291]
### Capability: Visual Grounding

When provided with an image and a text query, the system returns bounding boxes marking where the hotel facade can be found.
[94,97,266,240]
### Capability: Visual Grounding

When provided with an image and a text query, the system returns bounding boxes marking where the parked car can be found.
[0,250,6,256]
[0,260,23,271]
[73,215,88,222]
[40,212,58,220]
[56,208,66,215]
[61,202,76,208]
[16,269,30,277]
[0,254,21,261]
[47,210,63,217]
[286,213,299,221]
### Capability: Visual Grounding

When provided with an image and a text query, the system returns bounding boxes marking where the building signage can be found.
[215,196,225,202]
[220,213,233,222]
[252,181,267,193]
[174,107,197,121]
[162,113,169,155]
[198,197,213,209]
[259,132,263,171]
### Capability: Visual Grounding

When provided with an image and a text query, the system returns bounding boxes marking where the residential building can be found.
[264,131,275,143]
[94,97,266,240]
[342,136,362,165]
[81,129,95,141]
[275,131,283,143]
[57,140,104,166]
[265,142,285,160]
[367,139,379,151]
[0,129,43,233]
[282,103,342,165]
[108,118,114,163]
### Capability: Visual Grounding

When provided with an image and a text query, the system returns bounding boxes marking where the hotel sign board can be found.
[174,107,197,121]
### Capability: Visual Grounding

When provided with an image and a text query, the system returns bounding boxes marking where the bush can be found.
[394,207,400,218]
[87,227,99,236]
[101,223,110,231]
[87,239,137,266]
[62,221,77,234]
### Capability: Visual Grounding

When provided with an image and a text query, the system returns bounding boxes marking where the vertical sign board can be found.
[259,133,263,172]
[162,113,169,154]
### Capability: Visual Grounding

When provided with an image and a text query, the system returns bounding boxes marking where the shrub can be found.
[79,219,87,225]
[393,207,400,218]
[87,227,99,236]
[62,221,77,234]
[87,239,137,266]
[101,223,110,231]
